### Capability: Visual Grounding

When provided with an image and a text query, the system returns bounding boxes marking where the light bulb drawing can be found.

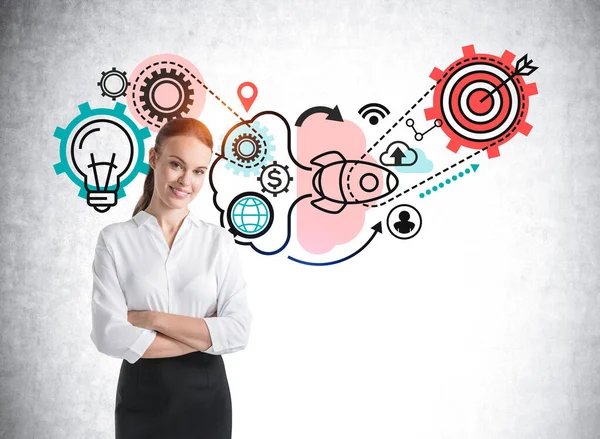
[71,119,135,213]
[54,102,151,213]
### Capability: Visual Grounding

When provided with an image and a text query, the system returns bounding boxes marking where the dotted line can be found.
[130,60,264,167]
[362,148,485,206]
[345,53,531,208]
[217,151,269,170]
[340,82,439,204]
[419,166,474,198]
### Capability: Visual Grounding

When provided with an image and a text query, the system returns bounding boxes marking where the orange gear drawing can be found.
[424,44,538,158]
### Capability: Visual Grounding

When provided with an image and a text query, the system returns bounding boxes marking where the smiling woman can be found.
[132,118,213,217]
[90,118,252,439]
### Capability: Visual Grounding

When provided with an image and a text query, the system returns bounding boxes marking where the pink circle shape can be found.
[153,82,180,110]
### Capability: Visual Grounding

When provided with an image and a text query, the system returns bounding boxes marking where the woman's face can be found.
[149,135,212,208]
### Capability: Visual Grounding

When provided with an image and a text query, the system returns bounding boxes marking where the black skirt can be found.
[115,351,232,439]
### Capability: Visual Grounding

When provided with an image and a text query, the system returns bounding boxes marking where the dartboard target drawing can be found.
[424,44,538,158]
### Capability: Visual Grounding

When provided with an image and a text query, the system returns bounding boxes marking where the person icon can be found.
[393,210,415,234]
[386,204,422,240]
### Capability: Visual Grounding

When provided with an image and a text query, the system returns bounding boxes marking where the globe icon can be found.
[230,195,271,235]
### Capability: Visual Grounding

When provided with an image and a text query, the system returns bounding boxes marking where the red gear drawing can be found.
[424,44,538,158]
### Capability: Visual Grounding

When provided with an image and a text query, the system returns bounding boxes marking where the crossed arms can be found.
[90,230,252,364]
[127,310,216,359]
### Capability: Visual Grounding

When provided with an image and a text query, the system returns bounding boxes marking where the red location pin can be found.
[237,82,258,112]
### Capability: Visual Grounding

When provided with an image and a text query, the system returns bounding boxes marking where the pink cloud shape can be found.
[296,113,384,254]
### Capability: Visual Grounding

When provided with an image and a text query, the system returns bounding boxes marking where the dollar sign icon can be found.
[259,161,292,197]
[267,168,282,190]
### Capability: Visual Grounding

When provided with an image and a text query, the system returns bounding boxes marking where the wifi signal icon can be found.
[358,103,390,126]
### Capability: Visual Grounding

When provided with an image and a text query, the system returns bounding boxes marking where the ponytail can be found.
[132,166,155,216]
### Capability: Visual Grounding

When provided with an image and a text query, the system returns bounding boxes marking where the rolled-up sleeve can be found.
[90,230,157,364]
[202,233,253,355]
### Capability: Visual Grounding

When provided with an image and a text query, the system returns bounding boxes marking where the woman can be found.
[90,118,252,439]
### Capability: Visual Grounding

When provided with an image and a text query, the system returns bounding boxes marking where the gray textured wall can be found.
[1,0,599,438]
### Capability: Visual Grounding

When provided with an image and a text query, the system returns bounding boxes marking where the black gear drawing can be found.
[231,133,262,163]
[139,68,194,122]
[97,67,130,101]
[257,161,293,197]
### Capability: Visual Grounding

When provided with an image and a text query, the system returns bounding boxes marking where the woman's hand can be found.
[127,310,156,330]
[128,310,216,330]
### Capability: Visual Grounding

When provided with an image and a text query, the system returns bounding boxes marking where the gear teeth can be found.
[525,83,538,96]
[501,50,516,64]
[487,145,500,158]
[137,67,195,123]
[79,102,92,115]
[232,133,261,163]
[98,67,129,101]
[519,121,533,136]
[462,44,476,57]
[53,161,67,174]
[53,126,67,140]
[256,160,293,197]
[221,119,277,176]
[446,139,461,153]
[424,106,440,121]
[429,67,443,81]
[54,101,150,200]
[114,102,126,114]
[141,128,151,140]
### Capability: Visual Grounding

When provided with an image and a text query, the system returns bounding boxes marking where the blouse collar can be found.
[133,209,202,228]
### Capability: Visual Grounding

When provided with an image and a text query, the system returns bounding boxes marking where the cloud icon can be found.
[395,148,433,173]
[380,141,417,167]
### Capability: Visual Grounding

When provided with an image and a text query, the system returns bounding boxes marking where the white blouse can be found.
[90,209,252,364]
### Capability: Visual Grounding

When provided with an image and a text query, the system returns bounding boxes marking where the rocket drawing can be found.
[309,150,399,214]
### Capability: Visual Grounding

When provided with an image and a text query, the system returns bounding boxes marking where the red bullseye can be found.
[424,44,538,158]
[450,71,511,133]
[468,90,492,115]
